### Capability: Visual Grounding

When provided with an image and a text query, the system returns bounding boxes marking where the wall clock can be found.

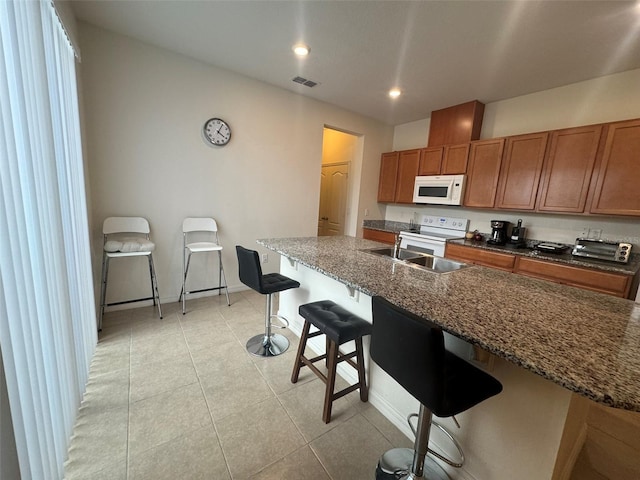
[203,117,231,146]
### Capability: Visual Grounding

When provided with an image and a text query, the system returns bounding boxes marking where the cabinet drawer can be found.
[363,228,396,245]
[445,243,515,271]
[514,257,630,298]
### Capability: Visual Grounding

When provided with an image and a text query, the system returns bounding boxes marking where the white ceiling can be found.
[68,0,640,126]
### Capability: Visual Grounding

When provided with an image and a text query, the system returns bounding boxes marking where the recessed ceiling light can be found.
[293,44,310,56]
[389,88,401,98]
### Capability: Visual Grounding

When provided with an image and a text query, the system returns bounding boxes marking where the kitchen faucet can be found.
[393,234,402,259]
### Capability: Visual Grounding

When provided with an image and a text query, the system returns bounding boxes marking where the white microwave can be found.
[413,174,466,205]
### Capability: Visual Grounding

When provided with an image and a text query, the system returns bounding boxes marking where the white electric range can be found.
[399,214,469,257]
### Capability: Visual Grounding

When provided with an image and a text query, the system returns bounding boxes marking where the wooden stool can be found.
[291,300,372,423]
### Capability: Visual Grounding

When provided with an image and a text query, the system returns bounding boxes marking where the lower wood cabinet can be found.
[445,243,634,298]
[362,228,396,245]
[445,243,515,271]
[514,257,631,298]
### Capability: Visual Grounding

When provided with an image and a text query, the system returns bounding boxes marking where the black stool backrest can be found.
[371,296,446,412]
[236,245,264,292]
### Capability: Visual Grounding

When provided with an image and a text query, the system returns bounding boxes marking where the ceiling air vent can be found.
[292,76,318,88]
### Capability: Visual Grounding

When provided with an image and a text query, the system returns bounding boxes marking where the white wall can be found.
[389,68,640,246]
[78,23,393,307]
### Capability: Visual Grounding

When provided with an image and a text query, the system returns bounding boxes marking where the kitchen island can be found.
[258,235,640,479]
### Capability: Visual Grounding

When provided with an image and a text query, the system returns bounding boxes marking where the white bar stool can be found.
[99,216,162,330]
[179,217,230,314]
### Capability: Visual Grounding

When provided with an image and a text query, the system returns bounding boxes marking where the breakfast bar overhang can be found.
[258,235,640,480]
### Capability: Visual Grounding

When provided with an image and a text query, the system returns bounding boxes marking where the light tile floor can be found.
[64,290,411,480]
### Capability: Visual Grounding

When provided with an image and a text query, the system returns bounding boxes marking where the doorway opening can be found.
[318,128,359,236]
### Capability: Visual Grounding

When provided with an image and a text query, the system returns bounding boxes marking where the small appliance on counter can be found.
[534,242,569,254]
[571,238,633,264]
[487,220,510,245]
[509,219,527,247]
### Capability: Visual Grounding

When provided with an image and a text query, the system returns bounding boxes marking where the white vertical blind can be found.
[0,1,97,479]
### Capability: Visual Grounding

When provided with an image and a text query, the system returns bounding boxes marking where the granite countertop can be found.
[448,238,640,276]
[258,235,640,412]
[363,219,414,234]
[363,220,640,276]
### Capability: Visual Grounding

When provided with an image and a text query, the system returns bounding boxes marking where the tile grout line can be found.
[180,301,234,479]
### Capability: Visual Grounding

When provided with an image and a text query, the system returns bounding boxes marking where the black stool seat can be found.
[260,273,301,295]
[299,300,372,345]
[371,296,502,479]
[292,300,371,423]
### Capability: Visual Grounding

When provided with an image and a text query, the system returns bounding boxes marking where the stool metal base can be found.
[246,333,289,357]
[376,448,450,480]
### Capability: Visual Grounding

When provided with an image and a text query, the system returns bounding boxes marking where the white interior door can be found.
[318,163,349,236]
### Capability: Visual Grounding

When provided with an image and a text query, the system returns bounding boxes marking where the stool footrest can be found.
[184,286,227,295]
[332,383,361,401]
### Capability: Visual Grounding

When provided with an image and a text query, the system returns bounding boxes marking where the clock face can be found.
[203,118,231,146]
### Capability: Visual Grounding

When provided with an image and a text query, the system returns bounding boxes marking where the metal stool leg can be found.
[217,250,230,306]
[246,293,289,357]
[98,253,109,331]
[148,254,163,319]
[376,405,450,480]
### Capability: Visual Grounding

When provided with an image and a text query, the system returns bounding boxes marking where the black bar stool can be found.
[291,300,372,423]
[235,245,300,357]
[371,296,503,480]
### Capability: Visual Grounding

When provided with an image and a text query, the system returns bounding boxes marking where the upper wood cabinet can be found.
[536,125,603,213]
[377,151,399,202]
[463,138,505,208]
[418,147,443,175]
[442,143,470,174]
[395,149,421,203]
[590,118,640,216]
[428,100,484,147]
[495,132,549,210]
[377,149,420,203]
[418,144,469,175]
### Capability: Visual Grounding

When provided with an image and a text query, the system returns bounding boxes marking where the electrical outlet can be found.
[364,208,369,217]
[590,229,602,240]
[261,253,268,264]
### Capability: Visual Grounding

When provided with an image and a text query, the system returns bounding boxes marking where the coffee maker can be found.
[487,220,510,245]
[509,219,527,247]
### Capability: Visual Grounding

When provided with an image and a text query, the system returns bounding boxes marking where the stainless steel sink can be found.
[360,247,468,273]
[365,247,424,261]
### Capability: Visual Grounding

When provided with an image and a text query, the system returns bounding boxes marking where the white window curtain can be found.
[0,1,96,479]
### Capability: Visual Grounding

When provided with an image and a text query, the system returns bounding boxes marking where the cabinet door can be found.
[536,125,602,213]
[442,143,470,174]
[377,152,399,202]
[445,243,515,271]
[590,119,640,216]
[495,132,548,210]
[418,147,443,175]
[463,138,505,208]
[362,228,396,245]
[514,257,631,298]
[395,149,421,203]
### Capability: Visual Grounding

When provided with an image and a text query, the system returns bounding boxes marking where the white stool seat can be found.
[104,237,155,253]
[98,217,162,330]
[186,241,223,253]
[180,217,230,313]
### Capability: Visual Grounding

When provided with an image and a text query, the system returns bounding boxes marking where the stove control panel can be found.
[419,215,469,232]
